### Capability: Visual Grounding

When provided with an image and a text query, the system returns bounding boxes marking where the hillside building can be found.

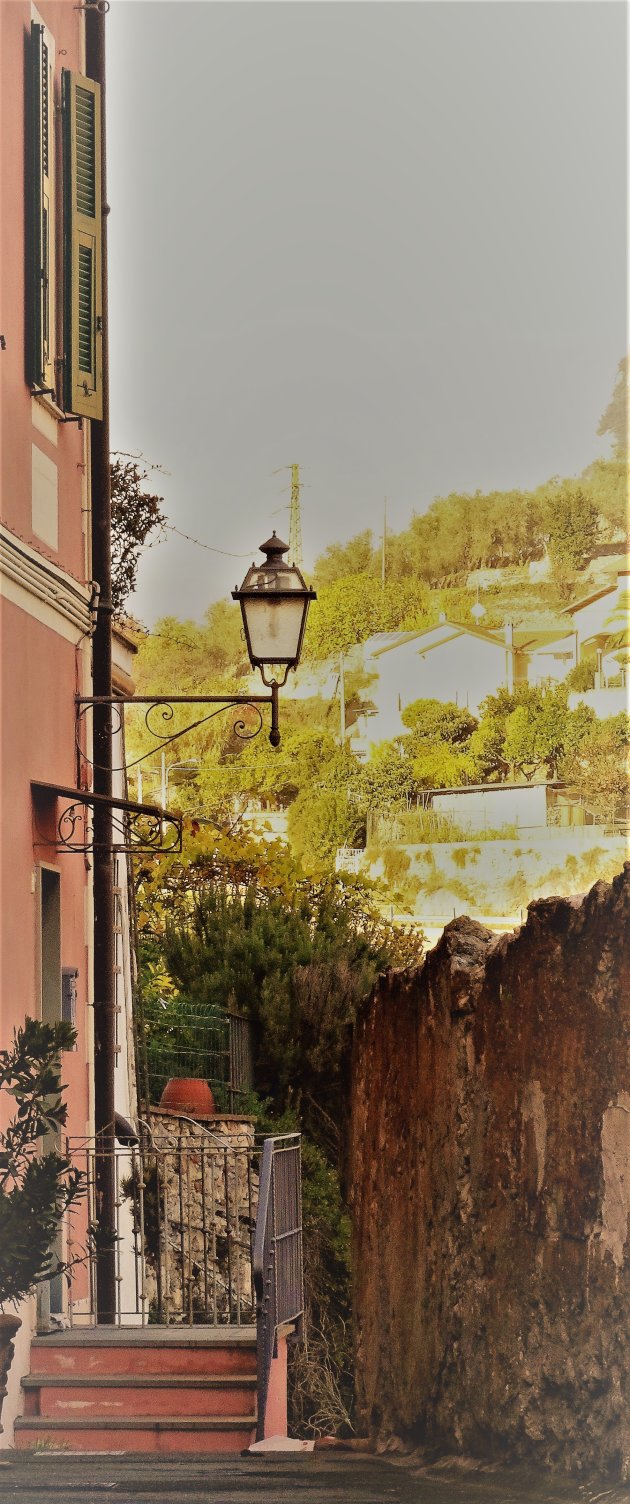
[347,619,580,754]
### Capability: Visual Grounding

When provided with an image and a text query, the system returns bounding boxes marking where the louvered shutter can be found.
[27,23,55,392]
[62,71,102,420]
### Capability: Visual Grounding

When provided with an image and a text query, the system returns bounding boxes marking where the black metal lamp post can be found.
[233,534,316,745]
[66,531,315,1322]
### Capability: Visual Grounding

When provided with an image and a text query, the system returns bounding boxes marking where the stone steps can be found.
[14,1328,258,1453]
[13,1415,256,1453]
[28,1329,256,1377]
[22,1373,256,1419]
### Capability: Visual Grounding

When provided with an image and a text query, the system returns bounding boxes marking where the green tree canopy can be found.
[401,699,478,745]
[303,574,431,659]
[355,742,416,810]
[541,481,600,578]
[288,786,363,870]
[560,714,630,820]
[314,530,377,586]
[597,355,629,456]
[398,699,477,789]
[579,457,629,536]
[149,863,422,1122]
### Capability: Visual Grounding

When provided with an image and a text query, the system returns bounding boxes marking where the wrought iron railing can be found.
[59,1128,303,1365]
[253,1134,304,1441]
[141,1005,254,1114]
[229,1011,254,1109]
[61,1132,260,1327]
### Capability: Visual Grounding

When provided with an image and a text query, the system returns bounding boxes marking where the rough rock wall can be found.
[350,866,630,1479]
[143,1110,258,1323]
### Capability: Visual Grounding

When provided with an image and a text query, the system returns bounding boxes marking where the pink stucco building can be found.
[0,0,104,1437]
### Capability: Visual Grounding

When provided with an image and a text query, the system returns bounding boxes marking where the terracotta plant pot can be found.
[0,1313,21,1435]
[159,1077,216,1117]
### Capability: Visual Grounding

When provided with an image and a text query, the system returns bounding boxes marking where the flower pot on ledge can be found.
[159,1078,216,1117]
[0,1314,21,1434]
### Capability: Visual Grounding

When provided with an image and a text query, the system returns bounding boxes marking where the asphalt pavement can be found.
[1,1452,629,1504]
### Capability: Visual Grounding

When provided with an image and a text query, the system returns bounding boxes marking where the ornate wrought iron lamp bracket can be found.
[75,687,280,778]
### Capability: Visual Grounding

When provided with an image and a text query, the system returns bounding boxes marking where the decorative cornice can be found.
[0,524,93,636]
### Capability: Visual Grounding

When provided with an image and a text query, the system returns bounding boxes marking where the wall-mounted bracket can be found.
[31,781,183,856]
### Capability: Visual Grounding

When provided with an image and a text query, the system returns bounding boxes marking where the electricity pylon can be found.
[271,463,304,569]
[289,463,303,570]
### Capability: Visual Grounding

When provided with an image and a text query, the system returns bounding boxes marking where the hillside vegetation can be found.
[306,460,627,658]
[306,361,627,656]
[126,361,628,871]
[314,355,628,594]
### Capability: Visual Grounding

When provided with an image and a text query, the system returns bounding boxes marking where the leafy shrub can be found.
[0,1019,83,1309]
[566,656,596,692]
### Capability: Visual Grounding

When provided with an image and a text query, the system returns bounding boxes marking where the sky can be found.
[106,1,628,625]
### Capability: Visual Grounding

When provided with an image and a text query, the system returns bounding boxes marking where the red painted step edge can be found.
[31,1345,256,1377]
[28,1382,255,1420]
[14,1422,256,1455]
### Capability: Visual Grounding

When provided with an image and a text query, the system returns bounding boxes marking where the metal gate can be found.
[253,1134,304,1441]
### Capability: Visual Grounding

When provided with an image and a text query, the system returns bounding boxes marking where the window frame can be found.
[27,16,57,397]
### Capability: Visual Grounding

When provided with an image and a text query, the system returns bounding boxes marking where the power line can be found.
[163,523,252,559]
[111,451,253,559]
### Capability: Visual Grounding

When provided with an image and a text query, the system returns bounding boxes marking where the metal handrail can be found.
[253,1134,303,1442]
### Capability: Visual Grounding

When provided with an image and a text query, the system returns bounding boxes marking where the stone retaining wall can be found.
[142,1109,258,1324]
[350,866,630,1479]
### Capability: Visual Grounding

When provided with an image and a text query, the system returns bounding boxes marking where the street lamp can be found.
[233,533,316,689]
[70,526,315,1321]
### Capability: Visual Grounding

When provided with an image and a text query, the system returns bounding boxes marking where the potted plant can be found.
[0,1017,83,1432]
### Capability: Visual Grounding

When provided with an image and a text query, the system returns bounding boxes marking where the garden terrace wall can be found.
[144,1110,258,1324]
[350,864,630,1479]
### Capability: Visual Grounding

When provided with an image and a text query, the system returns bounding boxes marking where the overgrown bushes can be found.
[136,833,423,1432]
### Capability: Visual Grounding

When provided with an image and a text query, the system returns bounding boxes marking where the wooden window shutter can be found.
[27,23,55,392]
[62,71,102,420]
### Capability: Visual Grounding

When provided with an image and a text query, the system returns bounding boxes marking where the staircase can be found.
[14,1328,257,1454]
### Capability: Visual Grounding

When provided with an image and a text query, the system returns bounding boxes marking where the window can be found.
[27,21,56,394]
[26,22,103,420]
[40,866,61,1024]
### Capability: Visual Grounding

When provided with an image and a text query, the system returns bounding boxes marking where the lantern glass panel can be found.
[241,594,306,664]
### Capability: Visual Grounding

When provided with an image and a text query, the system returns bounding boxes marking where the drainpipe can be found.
[86,0,116,1324]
